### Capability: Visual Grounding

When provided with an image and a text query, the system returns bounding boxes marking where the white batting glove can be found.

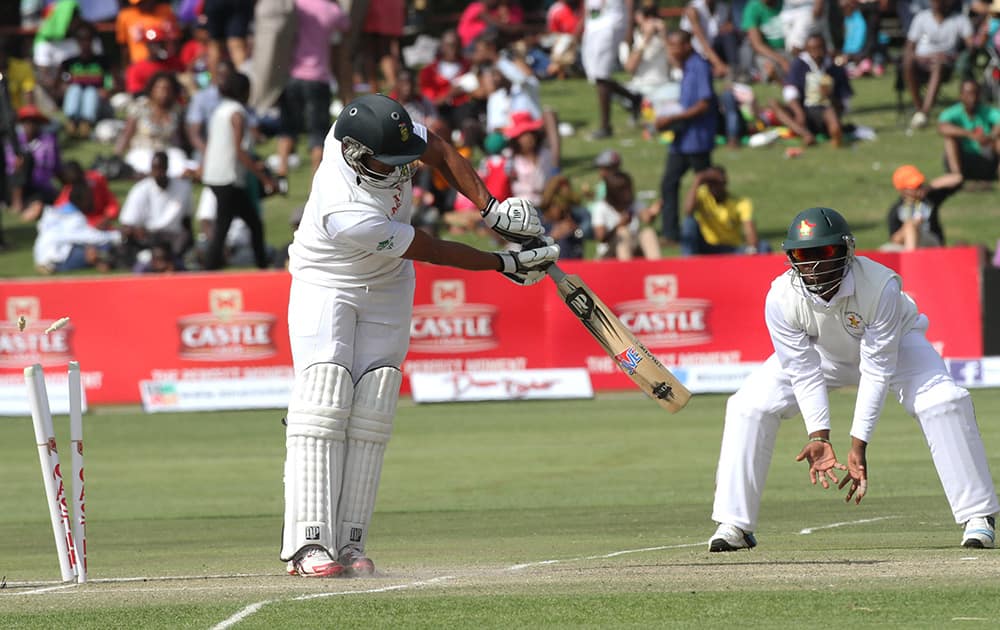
[481,197,544,242]
[495,238,560,286]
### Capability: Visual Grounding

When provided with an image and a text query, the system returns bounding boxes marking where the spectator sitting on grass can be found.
[540,174,592,260]
[118,151,194,264]
[881,164,963,251]
[123,25,184,96]
[5,105,60,217]
[59,22,115,138]
[32,196,122,274]
[770,34,852,148]
[52,160,120,230]
[680,166,769,255]
[116,72,189,178]
[938,79,1000,184]
[591,170,661,261]
[903,0,975,130]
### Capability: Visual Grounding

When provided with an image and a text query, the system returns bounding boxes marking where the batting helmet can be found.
[782,207,856,296]
[334,94,427,189]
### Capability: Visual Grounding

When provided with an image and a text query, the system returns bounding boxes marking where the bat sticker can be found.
[565,288,594,319]
[651,382,674,401]
[614,347,643,375]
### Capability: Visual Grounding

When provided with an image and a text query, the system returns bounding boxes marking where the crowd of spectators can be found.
[0,0,999,275]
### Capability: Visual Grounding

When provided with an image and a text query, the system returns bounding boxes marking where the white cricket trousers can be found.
[287,277,414,378]
[713,330,999,532]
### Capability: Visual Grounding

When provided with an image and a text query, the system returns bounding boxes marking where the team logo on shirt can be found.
[798,219,816,238]
[842,310,865,337]
[376,237,395,251]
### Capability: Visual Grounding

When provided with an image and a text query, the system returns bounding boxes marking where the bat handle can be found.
[520,237,566,281]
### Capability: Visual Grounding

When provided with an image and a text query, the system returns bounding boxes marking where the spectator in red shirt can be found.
[53,161,120,230]
[546,0,583,78]
[548,0,581,34]
[124,25,184,95]
[457,0,524,50]
[418,30,475,128]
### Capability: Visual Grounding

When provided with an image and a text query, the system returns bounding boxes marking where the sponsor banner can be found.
[945,357,1000,389]
[677,363,763,394]
[0,369,90,416]
[139,376,293,413]
[0,248,987,406]
[410,369,593,403]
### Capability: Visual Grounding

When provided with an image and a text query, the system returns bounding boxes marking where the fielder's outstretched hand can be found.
[795,439,846,489]
[838,440,868,504]
[495,238,560,286]
[481,197,544,242]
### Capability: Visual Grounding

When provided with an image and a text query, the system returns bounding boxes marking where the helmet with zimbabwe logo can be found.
[782,207,856,297]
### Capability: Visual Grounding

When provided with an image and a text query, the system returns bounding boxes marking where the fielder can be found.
[282,94,559,577]
[709,206,999,552]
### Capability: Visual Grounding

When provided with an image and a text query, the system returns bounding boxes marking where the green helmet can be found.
[334,94,427,188]
[781,207,853,251]
[781,207,856,297]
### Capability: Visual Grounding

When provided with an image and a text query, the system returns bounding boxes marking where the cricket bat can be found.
[546,264,692,413]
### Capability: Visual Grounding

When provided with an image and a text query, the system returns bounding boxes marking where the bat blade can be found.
[547,265,692,413]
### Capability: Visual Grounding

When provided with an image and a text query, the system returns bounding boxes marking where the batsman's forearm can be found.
[439,150,492,210]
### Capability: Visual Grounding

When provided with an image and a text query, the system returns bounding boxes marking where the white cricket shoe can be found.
[287,545,344,577]
[909,111,928,130]
[338,545,376,577]
[709,523,758,552]
[962,516,996,549]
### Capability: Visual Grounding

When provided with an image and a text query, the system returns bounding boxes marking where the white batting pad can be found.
[917,390,1000,523]
[338,366,402,552]
[281,363,353,561]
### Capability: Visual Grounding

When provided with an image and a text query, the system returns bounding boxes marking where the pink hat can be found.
[503,111,544,139]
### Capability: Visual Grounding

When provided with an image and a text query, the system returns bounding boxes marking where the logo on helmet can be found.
[797,219,816,238]
[399,123,410,142]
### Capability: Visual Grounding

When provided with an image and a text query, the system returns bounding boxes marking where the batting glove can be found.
[495,238,560,286]
[481,197,544,242]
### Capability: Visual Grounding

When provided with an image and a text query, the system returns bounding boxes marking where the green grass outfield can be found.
[3,389,1000,628]
[2,72,1000,277]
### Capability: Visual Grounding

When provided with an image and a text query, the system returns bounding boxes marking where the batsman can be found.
[709,207,999,552]
[281,94,558,577]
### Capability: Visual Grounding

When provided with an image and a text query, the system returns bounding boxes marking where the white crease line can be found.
[11,583,77,596]
[3,573,276,589]
[799,516,897,535]
[293,576,455,601]
[209,576,457,630]
[505,541,707,571]
[211,600,271,630]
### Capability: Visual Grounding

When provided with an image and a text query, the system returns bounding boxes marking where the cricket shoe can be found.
[709,523,758,552]
[961,516,996,549]
[338,545,376,577]
[287,545,344,577]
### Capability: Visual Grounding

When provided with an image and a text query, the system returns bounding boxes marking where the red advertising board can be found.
[0,247,983,405]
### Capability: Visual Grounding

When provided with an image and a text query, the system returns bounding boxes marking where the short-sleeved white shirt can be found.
[907,10,972,57]
[119,176,193,233]
[288,122,427,288]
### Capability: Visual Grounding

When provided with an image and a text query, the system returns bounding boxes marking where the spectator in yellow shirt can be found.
[680,166,769,255]
[0,40,36,110]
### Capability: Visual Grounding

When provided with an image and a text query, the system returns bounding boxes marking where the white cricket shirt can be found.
[119,176,193,234]
[288,122,425,288]
[765,256,925,443]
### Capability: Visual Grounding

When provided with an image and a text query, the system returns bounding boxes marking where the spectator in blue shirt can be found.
[654,29,718,243]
